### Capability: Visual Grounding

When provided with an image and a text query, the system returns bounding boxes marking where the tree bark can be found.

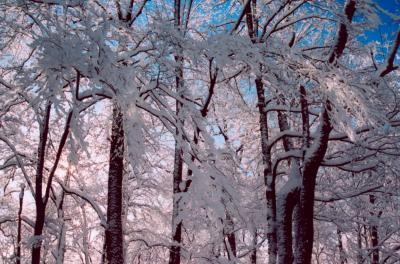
[169,1,185,263]
[105,103,125,264]
[294,107,332,264]
[275,96,300,264]
[243,2,277,261]
[255,77,277,264]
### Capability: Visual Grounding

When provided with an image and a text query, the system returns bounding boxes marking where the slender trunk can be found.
[243,1,276,261]
[16,184,25,264]
[369,194,379,264]
[101,236,107,264]
[169,1,185,263]
[56,191,66,264]
[250,228,257,264]
[81,204,91,264]
[337,228,347,264]
[255,77,277,264]
[357,224,363,264]
[224,211,236,260]
[56,169,70,264]
[168,59,184,264]
[105,103,125,264]
[32,102,51,264]
[293,202,301,261]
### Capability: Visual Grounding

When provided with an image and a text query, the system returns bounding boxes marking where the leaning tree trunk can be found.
[105,103,125,264]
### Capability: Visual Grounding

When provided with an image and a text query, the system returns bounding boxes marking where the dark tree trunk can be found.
[369,194,379,264]
[293,1,356,262]
[105,103,125,264]
[294,107,332,264]
[250,228,257,264]
[277,187,299,264]
[169,1,185,263]
[255,77,277,264]
[275,96,299,264]
[17,185,25,264]
[32,102,51,264]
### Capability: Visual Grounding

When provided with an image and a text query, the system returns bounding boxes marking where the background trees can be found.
[0,0,399,263]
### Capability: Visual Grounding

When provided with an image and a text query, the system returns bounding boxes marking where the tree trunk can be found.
[56,191,67,264]
[294,107,332,264]
[275,90,299,264]
[357,224,363,264]
[276,164,300,264]
[255,77,277,264]
[169,1,185,263]
[250,228,257,264]
[337,228,347,264]
[32,102,51,264]
[369,194,379,264]
[17,184,25,264]
[105,103,125,264]
[223,211,237,260]
[81,204,91,264]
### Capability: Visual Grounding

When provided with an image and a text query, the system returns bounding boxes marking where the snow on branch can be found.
[379,30,400,77]
[58,181,107,228]
[315,184,383,203]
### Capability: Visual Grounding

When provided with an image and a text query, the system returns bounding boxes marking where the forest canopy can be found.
[0,0,399,263]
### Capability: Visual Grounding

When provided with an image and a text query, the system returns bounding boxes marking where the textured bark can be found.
[275,98,299,264]
[255,77,277,264]
[105,103,125,264]
[328,0,356,63]
[169,1,185,263]
[294,107,332,264]
[244,3,276,261]
[294,1,356,262]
